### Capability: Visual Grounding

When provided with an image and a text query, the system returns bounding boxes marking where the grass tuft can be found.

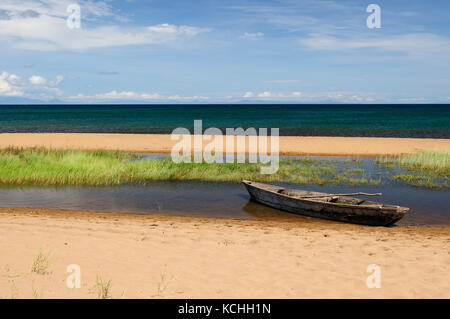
[157,274,176,296]
[377,151,450,188]
[31,249,53,275]
[95,275,113,299]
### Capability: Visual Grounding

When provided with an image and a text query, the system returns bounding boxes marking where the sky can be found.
[0,0,449,104]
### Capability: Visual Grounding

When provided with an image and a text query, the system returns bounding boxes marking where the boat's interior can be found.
[243,181,402,210]
[276,188,381,206]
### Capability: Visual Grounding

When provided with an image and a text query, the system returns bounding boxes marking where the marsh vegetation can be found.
[0,148,448,188]
[0,148,378,186]
[377,151,449,188]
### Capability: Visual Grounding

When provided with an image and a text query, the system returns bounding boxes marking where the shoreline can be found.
[1,206,449,229]
[0,207,448,298]
[1,133,449,156]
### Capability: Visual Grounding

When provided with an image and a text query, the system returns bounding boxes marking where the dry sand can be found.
[0,133,449,298]
[0,208,448,299]
[1,133,449,156]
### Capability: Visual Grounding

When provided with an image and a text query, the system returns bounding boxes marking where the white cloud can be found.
[0,1,210,51]
[0,70,65,99]
[240,90,389,102]
[7,74,20,84]
[91,90,161,100]
[243,91,304,100]
[258,91,272,98]
[168,95,209,101]
[29,75,47,85]
[300,33,450,59]
[0,72,24,96]
[69,91,208,102]
[240,32,264,40]
[49,75,64,86]
[0,72,13,94]
[0,0,118,21]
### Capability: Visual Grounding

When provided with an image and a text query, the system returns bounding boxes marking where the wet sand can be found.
[1,133,449,156]
[0,208,448,299]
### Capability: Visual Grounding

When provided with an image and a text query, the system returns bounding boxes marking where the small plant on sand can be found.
[95,275,113,299]
[32,286,44,299]
[157,274,176,296]
[31,249,53,275]
[10,280,19,299]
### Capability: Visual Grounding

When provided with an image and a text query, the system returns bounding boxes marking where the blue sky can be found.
[0,0,449,103]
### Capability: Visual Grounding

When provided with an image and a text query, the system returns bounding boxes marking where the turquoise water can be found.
[0,104,449,137]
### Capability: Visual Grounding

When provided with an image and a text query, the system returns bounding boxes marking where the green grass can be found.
[95,276,113,299]
[157,274,176,296]
[377,151,450,177]
[392,174,448,189]
[0,148,378,186]
[31,249,53,275]
[377,151,450,188]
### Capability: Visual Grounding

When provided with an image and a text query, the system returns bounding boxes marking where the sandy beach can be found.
[1,133,449,156]
[0,208,448,299]
[0,133,449,299]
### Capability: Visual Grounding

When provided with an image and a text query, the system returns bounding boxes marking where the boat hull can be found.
[242,181,408,226]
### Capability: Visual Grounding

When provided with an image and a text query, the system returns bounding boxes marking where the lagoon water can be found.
[0,155,448,226]
[1,104,449,137]
[0,180,448,226]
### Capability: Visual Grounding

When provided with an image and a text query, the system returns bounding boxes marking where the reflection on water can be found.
[0,180,448,226]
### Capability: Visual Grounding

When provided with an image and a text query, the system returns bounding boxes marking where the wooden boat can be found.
[242,180,409,226]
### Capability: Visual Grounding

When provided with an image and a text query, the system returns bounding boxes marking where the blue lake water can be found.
[0,104,449,137]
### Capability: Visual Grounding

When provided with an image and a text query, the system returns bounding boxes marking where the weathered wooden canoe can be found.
[242,180,409,226]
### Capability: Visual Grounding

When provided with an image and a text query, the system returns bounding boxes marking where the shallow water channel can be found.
[0,155,448,226]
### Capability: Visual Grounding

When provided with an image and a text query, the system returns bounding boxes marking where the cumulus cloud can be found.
[88,90,160,100]
[29,75,47,85]
[49,75,64,86]
[0,71,24,96]
[0,70,64,99]
[257,91,272,98]
[0,72,13,93]
[69,91,208,102]
[0,1,210,51]
[7,73,20,84]
[243,91,304,100]
[167,95,209,101]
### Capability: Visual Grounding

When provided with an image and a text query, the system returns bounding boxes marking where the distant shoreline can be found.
[0,133,449,157]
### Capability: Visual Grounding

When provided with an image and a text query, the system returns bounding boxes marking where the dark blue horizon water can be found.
[0,104,449,137]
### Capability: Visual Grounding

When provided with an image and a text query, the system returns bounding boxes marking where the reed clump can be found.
[377,151,450,176]
[377,151,450,188]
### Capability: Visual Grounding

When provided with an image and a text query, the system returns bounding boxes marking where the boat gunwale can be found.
[242,180,409,213]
